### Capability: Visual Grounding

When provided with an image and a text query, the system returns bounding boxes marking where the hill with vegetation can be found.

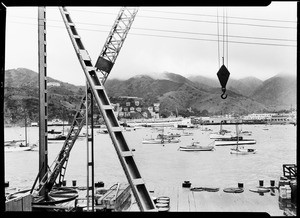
[4,68,296,124]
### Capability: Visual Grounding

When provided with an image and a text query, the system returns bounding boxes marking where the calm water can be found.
[5,124,296,192]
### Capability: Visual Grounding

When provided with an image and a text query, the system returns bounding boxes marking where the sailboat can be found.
[209,121,232,139]
[48,108,68,141]
[5,113,36,152]
[142,127,180,144]
[230,124,257,155]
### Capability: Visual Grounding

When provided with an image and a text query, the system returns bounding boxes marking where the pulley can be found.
[217,64,230,99]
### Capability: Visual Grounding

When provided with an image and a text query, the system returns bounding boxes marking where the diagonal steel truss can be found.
[32,6,156,211]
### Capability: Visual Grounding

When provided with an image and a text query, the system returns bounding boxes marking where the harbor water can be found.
[5,124,296,199]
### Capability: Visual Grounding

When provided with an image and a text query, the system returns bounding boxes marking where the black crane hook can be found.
[221,87,227,99]
[217,65,230,100]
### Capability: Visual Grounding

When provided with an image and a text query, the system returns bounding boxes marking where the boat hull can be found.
[142,139,180,144]
[230,148,257,155]
[214,140,256,146]
[5,146,34,152]
[209,133,233,139]
[179,146,214,151]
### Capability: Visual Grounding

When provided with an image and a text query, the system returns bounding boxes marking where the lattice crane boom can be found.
[32,6,156,211]
[32,6,137,194]
[58,6,156,211]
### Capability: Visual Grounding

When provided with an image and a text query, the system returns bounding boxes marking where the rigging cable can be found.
[8,15,297,42]
[64,8,297,29]
[7,20,297,47]
[138,8,297,24]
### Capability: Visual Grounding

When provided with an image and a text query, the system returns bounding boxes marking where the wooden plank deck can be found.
[128,185,286,215]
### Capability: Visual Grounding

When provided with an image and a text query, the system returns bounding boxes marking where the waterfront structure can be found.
[47,82,60,87]
[270,114,290,124]
[110,96,160,119]
[31,122,38,127]
[242,113,275,121]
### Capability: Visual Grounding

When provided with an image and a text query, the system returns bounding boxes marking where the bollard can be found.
[270,180,275,187]
[259,180,264,187]
[95,181,104,188]
[5,181,9,188]
[62,180,66,186]
[182,181,191,188]
[72,180,77,187]
[238,183,244,188]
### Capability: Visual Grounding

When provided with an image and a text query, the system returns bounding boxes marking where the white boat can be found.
[209,122,232,139]
[5,115,36,152]
[48,134,67,141]
[214,137,256,146]
[181,130,194,136]
[241,130,252,136]
[5,143,36,152]
[142,130,180,144]
[179,142,214,151]
[230,124,257,155]
[210,132,233,139]
[142,138,180,144]
[230,147,257,155]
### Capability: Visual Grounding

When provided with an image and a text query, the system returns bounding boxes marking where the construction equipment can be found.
[58,6,155,211]
[32,6,156,211]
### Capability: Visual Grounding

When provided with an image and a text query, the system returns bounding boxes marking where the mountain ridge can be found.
[4,68,296,124]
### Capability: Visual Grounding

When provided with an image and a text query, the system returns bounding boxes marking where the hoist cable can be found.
[226,9,229,68]
[216,9,220,68]
[222,8,225,65]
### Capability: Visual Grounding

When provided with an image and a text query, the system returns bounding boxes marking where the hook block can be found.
[217,65,230,88]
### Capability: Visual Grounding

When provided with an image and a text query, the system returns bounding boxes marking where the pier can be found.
[130,185,283,214]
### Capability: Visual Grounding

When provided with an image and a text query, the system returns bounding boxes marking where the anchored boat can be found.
[142,136,180,144]
[214,136,256,146]
[230,147,257,155]
[209,122,232,139]
[179,141,214,151]
[230,124,257,155]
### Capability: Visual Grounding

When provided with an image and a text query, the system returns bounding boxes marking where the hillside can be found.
[250,74,296,110]
[4,68,85,125]
[189,75,264,97]
[4,68,296,124]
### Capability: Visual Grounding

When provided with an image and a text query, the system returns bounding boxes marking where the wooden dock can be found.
[127,185,293,215]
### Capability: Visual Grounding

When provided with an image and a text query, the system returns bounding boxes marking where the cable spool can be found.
[155,196,170,212]
[223,187,244,193]
[157,196,170,204]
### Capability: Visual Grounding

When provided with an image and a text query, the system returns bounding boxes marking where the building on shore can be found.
[110,96,160,119]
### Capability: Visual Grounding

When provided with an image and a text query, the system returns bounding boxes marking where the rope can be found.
[191,187,219,192]
[223,187,244,193]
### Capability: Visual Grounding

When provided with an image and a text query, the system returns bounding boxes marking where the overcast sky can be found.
[4,2,297,86]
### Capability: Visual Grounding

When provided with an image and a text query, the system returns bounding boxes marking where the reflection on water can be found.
[5,124,297,214]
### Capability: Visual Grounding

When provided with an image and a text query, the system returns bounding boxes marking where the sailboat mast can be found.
[235,123,239,150]
[25,111,27,146]
[62,107,65,135]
